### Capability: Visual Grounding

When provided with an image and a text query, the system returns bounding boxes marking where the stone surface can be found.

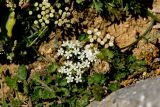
[87,77,160,107]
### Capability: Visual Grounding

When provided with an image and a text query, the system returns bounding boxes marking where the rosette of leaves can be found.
[76,0,150,21]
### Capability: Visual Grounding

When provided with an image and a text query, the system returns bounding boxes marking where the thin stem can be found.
[32,78,53,92]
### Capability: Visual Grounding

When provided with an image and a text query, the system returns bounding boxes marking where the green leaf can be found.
[78,34,89,41]
[97,48,114,60]
[76,0,84,4]
[114,72,127,81]
[128,55,136,63]
[2,100,9,107]
[92,0,103,13]
[58,78,67,86]
[17,64,27,81]
[44,76,52,84]
[88,73,106,85]
[76,95,89,107]
[5,76,18,90]
[5,11,16,38]
[48,63,58,73]
[32,72,40,80]
[92,84,104,101]
[23,81,28,94]
[9,99,21,107]
[60,88,70,97]
[108,82,121,92]
[32,87,56,100]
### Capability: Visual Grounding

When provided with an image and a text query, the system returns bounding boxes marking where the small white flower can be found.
[45,20,50,24]
[39,4,42,7]
[66,75,74,83]
[34,2,38,7]
[64,51,72,59]
[39,19,43,23]
[106,34,111,39]
[69,63,78,71]
[74,40,81,47]
[37,14,41,18]
[43,0,48,2]
[64,68,71,75]
[95,31,101,36]
[41,6,46,10]
[41,11,45,15]
[50,9,55,13]
[41,22,46,27]
[87,30,92,35]
[90,38,94,43]
[97,38,101,43]
[58,9,63,15]
[85,49,92,57]
[58,22,62,26]
[45,3,51,8]
[90,43,94,47]
[57,48,64,56]
[49,13,54,17]
[62,41,69,47]
[73,48,80,55]
[76,69,84,75]
[100,41,105,45]
[66,12,70,16]
[42,1,47,5]
[75,75,82,83]
[56,3,61,8]
[65,7,69,11]
[88,35,92,39]
[54,21,58,25]
[76,62,83,69]
[78,53,85,61]
[58,66,66,73]
[110,36,114,40]
[68,41,75,49]
[108,41,114,47]
[103,37,108,43]
[29,11,33,15]
[34,20,38,24]
[66,24,71,28]
[93,28,98,33]
[64,60,73,66]
[65,0,70,3]
[45,9,50,14]
[93,35,97,40]
[70,19,75,24]
[83,60,90,68]
[84,44,91,49]
[105,44,109,48]
[62,12,67,18]
[45,14,49,18]
[36,7,40,11]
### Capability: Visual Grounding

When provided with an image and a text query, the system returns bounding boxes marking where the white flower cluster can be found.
[6,0,29,9]
[54,7,72,27]
[29,1,54,27]
[87,29,115,48]
[6,0,16,9]
[56,40,99,83]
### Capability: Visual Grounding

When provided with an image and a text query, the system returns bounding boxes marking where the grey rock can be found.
[87,77,160,107]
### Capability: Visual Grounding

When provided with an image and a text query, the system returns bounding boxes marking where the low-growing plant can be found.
[1,43,148,106]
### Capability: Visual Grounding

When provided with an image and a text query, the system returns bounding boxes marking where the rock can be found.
[87,77,160,107]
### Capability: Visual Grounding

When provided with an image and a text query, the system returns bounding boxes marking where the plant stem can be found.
[32,78,53,92]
